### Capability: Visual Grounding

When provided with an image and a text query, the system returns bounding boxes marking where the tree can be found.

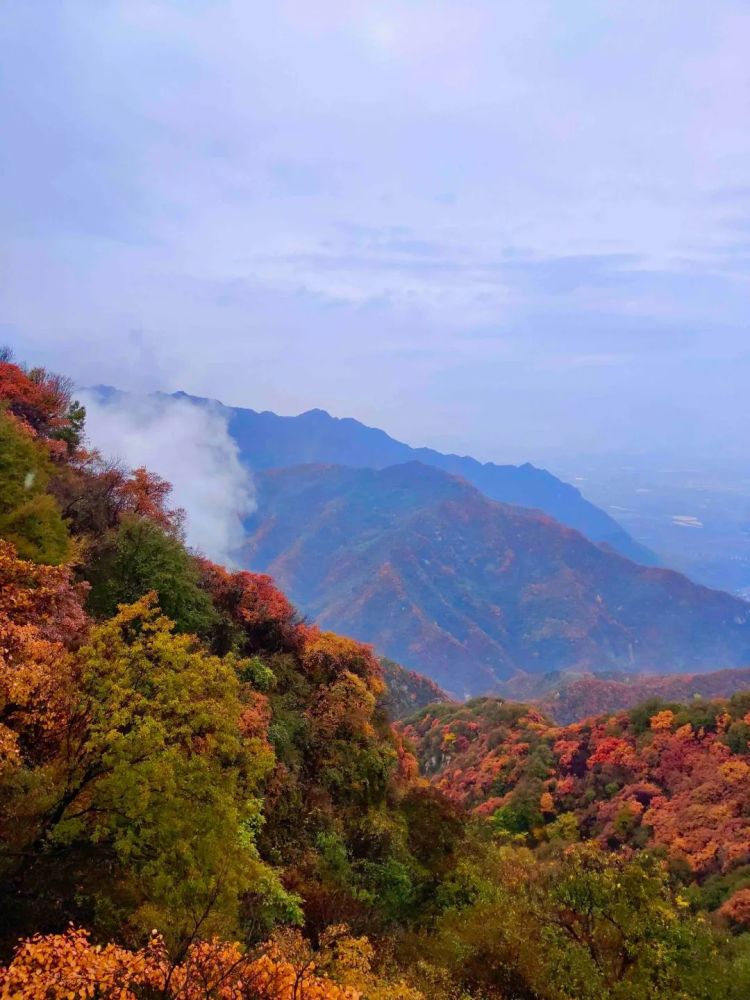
[0,413,71,564]
[199,560,303,656]
[0,359,76,443]
[2,597,285,950]
[425,843,733,1000]
[0,926,364,999]
[85,515,216,636]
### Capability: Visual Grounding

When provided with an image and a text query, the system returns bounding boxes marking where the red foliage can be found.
[402,700,552,808]
[404,695,750,879]
[200,560,303,654]
[0,359,74,449]
[0,539,88,647]
[116,466,185,533]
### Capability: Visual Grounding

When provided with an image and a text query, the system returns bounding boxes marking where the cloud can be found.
[78,389,255,566]
[672,515,704,529]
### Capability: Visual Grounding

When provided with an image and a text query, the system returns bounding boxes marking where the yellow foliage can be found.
[539,791,555,815]
[649,710,675,732]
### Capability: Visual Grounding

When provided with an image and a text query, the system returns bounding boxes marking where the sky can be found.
[1,1,749,467]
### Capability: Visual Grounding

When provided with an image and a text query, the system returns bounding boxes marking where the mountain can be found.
[220,399,659,565]
[243,461,750,694]
[89,386,656,565]
[379,656,451,719]
[496,666,750,724]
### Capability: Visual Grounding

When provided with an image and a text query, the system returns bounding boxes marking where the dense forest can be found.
[1,351,750,998]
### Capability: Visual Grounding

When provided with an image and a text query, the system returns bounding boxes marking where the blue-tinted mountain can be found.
[219,401,656,564]
[89,386,655,565]
[243,461,750,695]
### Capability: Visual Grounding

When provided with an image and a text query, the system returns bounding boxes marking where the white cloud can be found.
[671,515,704,529]
[79,390,255,566]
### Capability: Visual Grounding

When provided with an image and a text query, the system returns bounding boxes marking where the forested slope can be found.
[245,462,750,693]
[1,353,750,999]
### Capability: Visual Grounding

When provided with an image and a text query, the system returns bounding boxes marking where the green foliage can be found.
[673,698,726,733]
[728,691,750,718]
[696,865,750,912]
[0,413,71,564]
[422,842,742,1000]
[543,811,579,844]
[31,597,280,948]
[628,698,681,735]
[358,857,416,923]
[51,399,86,452]
[725,720,750,754]
[490,803,534,835]
[85,515,217,636]
[238,655,276,690]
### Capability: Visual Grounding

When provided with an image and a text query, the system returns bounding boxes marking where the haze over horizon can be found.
[2,2,749,468]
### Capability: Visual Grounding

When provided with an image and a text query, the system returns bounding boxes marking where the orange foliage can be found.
[718,888,750,929]
[0,539,87,646]
[553,738,581,768]
[641,726,750,874]
[539,791,555,815]
[0,927,360,999]
[650,709,675,731]
[0,541,87,771]
[239,690,273,741]
[587,736,642,774]
[404,695,750,879]
[403,701,556,808]
[301,630,384,696]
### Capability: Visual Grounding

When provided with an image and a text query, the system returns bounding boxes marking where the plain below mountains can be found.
[243,462,750,695]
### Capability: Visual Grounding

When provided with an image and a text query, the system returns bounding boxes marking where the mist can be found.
[79,390,255,566]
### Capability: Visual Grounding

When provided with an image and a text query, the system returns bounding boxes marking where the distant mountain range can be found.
[384,662,750,725]
[92,386,655,562]
[244,462,750,694]
[205,396,657,566]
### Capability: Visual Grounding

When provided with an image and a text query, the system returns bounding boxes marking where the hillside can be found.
[89,386,656,565]
[402,693,750,892]
[243,462,750,694]
[3,355,750,999]
[499,667,750,724]
[378,657,451,720]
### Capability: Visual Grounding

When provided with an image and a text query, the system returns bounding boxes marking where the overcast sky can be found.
[2,1,749,466]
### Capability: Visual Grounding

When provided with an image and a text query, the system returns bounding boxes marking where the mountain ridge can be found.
[87,385,657,565]
[243,461,750,693]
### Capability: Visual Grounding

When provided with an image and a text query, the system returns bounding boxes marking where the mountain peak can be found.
[300,407,333,419]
